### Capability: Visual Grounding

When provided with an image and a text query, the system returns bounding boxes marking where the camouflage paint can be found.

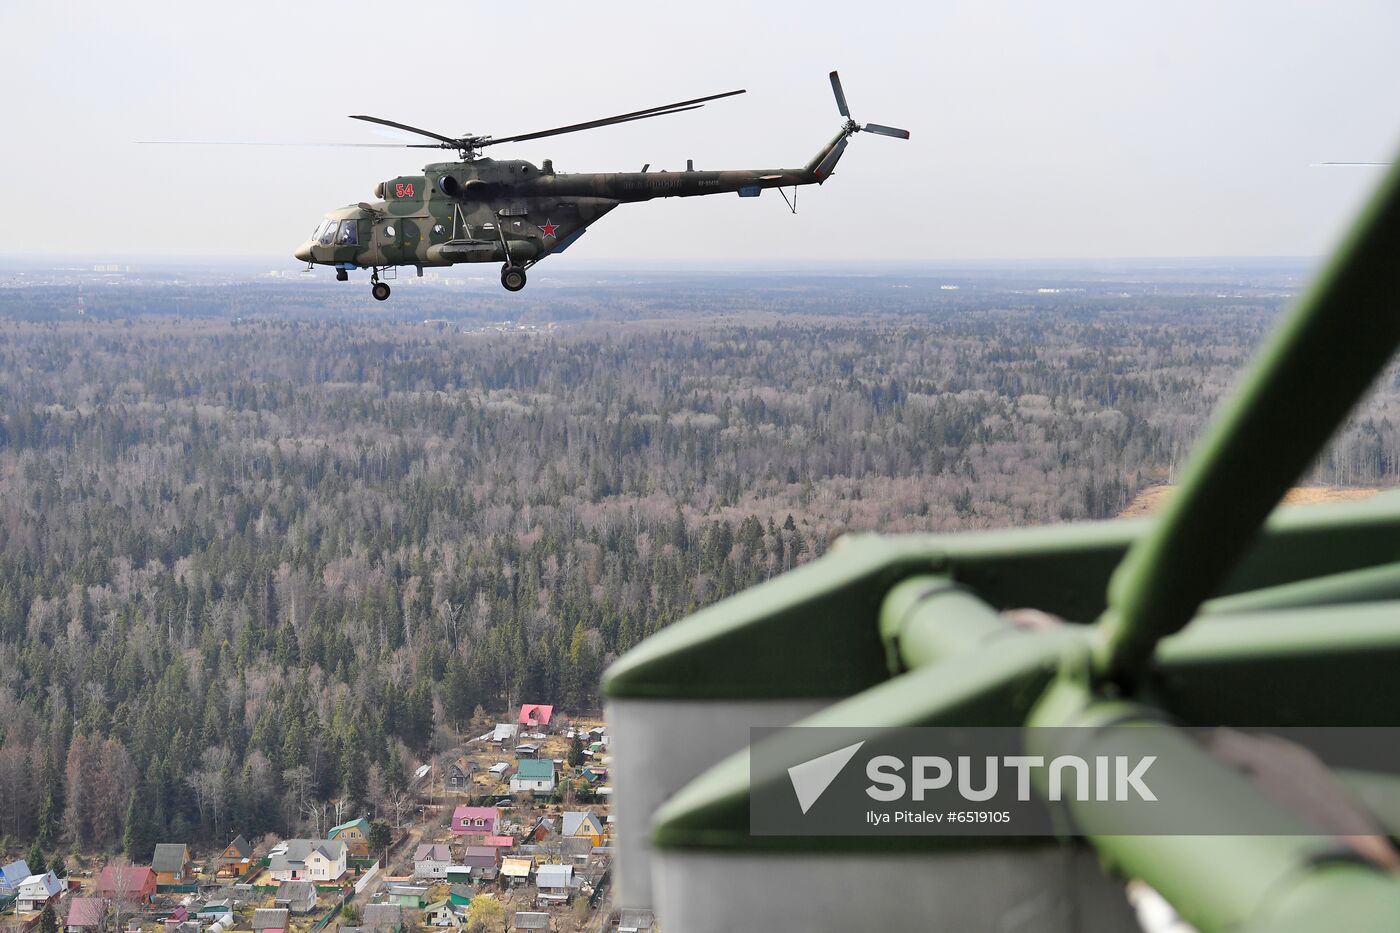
[294,132,849,271]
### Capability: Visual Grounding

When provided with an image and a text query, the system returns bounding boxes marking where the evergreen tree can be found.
[567,735,584,769]
[122,785,158,863]
[367,819,391,855]
[35,750,61,848]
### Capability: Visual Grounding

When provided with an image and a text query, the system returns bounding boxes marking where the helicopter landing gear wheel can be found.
[335,269,348,282]
[500,265,527,292]
[371,281,391,301]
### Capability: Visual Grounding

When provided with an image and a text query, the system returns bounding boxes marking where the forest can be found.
[0,264,1397,857]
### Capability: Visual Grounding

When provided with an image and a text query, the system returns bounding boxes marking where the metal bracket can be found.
[778,186,798,214]
[493,212,515,265]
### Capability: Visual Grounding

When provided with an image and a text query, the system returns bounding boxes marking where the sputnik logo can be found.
[788,741,865,814]
[540,220,559,238]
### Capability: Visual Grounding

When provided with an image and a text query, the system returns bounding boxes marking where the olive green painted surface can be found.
[604,496,1400,700]
[1027,678,1400,933]
[647,596,1400,852]
[1202,560,1400,615]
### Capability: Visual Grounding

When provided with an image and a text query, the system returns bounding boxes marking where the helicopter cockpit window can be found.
[336,220,359,246]
[317,220,337,246]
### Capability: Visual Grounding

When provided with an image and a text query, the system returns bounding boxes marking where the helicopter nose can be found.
[294,240,315,263]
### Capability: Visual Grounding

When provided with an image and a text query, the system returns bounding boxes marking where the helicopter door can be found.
[378,220,403,264]
[399,219,422,261]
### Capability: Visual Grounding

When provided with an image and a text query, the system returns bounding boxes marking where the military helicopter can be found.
[284,72,909,300]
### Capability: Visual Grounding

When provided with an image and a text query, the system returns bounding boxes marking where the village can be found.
[0,707,649,933]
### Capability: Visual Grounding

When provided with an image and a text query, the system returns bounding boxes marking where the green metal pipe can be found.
[651,629,1080,852]
[1029,676,1400,932]
[1094,157,1400,687]
[1201,560,1400,616]
[878,576,1016,672]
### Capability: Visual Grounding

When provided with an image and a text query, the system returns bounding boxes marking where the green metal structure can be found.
[603,160,1400,930]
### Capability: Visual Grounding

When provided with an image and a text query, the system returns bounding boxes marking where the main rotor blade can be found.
[862,122,910,139]
[1311,162,1390,167]
[484,104,708,147]
[136,140,413,148]
[482,89,744,147]
[348,114,462,146]
[830,71,850,118]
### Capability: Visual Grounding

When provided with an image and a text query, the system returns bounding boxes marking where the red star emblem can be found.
[540,220,559,238]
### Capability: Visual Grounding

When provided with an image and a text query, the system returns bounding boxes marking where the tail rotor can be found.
[829,71,911,140]
[810,71,909,181]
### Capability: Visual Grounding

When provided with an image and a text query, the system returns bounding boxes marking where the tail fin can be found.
[805,132,851,182]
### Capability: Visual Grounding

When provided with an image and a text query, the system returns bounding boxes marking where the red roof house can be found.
[96,865,156,903]
[451,805,502,836]
[66,896,105,932]
[518,704,554,727]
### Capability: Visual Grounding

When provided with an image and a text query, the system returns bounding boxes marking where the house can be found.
[0,860,32,896]
[491,723,518,744]
[266,839,347,883]
[360,903,404,933]
[151,844,191,885]
[64,896,104,933]
[217,835,255,879]
[328,818,371,857]
[196,901,233,921]
[252,908,289,933]
[512,744,539,760]
[560,811,605,847]
[483,834,513,850]
[450,805,501,838]
[17,872,63,912]
[458,847,499,884]
[461,846,499,871]
[96,865,156,903]
[509,760,555,794]
[422,900,466,928]
[384,885,428,908]
[500,857,533,887]
[273,880,317,914]
[522,816,554,845]
[517,705,553,729]
[444,757,478,792]
[163,906,191,931]
[488,762,511,780]
[512,913,550,933]
[616,909,655,933]
[534,865,573,904]
[581,766,607,784]
[412,844,452,880]
[448,884,474,907]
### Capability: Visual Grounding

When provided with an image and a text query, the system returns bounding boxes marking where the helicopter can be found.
[284,72,909,300]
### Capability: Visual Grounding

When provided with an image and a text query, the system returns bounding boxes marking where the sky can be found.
[4,0,1399,263]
